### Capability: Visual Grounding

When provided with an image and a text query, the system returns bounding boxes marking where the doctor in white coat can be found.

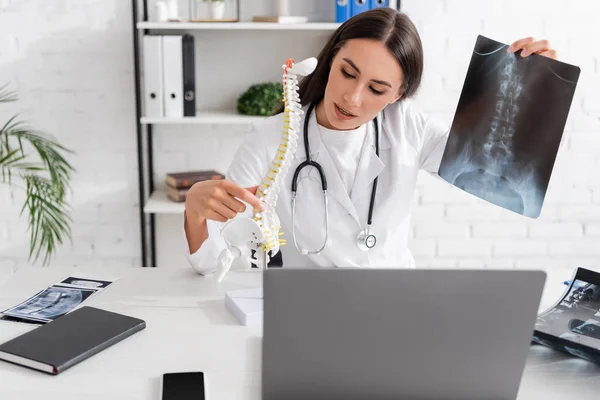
[183,8,558,275]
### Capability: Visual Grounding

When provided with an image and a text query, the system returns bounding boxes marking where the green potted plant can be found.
[237,82,284,116]
[0,84,75,265]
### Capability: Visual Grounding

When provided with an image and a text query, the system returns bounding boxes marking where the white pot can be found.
[210,1,225,20]
[278,0,290,16]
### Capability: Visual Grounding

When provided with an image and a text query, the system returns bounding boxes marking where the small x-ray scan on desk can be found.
[439,35,581,218]
[534,267,600,364]
[1,276,115,324]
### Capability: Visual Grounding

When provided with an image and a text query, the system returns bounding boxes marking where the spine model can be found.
[214,57,317,282]
[253,59,305,257]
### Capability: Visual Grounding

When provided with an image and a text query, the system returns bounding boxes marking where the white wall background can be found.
[0,0,598,271]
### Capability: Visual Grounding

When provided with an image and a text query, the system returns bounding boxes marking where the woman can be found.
[184,8,557,275]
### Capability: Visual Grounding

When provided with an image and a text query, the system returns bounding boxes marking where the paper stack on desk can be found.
[225,288,263,326]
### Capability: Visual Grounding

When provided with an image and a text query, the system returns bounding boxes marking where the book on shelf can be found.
[167,185,191,202]
[165,170,225,202]
[165,170,225,188]
[533,267,600,364]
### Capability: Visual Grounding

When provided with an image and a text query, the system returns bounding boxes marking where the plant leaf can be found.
[20,175,72,266]
[3,123,74,200]
[0,84,17,104]
[0,82,75,265]
[0,149,25,185]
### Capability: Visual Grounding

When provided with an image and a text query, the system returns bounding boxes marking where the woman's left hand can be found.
[507,37,558,60]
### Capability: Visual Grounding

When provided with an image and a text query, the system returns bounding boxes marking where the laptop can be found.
[262,268,546,400]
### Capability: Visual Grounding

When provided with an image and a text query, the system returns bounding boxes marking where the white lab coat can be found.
[185,100,449,275]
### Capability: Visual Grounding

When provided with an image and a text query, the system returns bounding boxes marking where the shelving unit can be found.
[131,0,338,268]
[143,191,185,214]
[140,110,267,125]
[137,21,340,31]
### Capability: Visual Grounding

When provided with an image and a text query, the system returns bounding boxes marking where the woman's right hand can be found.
[184,179,264,223]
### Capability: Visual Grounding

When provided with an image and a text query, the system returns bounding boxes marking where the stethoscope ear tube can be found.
[366,113,381,227]
[291,160,328,192]
[303,103,315,161]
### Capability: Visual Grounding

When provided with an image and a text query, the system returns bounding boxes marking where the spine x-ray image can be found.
[2,286,94,323]
[1,275,115,324]
[438,35,580,218]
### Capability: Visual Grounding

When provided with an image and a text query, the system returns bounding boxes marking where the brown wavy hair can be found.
[274,8,423,114]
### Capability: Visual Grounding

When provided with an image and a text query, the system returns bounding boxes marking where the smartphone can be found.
[161,371,206,400]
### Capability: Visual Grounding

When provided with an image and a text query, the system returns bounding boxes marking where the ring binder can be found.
[162,35,184,118]
[182,35,196,117]
[336,0,350,23]
[350,0,370,17]
[142,35,164,118]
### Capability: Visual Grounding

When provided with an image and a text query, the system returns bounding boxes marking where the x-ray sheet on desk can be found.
[1,276,115,324]
[438,35,580,218]
[533,267,600,364]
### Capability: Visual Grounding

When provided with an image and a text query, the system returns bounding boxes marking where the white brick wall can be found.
[586,224,600,237]
[0,0,598,271]
[0,0,139,268]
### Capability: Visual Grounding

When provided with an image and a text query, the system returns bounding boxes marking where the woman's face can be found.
[318,38,405,130]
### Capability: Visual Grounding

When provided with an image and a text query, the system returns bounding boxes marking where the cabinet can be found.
[131,0,339,267]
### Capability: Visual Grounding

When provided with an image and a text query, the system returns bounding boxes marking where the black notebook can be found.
[0,306,146,375]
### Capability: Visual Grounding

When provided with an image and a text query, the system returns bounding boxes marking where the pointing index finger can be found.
[224,181,264,211]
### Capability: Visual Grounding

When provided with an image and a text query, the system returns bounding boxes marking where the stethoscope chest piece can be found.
[356,228,377,252]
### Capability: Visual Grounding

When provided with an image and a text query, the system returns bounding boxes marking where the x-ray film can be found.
[438,35,580,218]
[2,286,95,323]
[1,275,115,324]
[533,267,600,364]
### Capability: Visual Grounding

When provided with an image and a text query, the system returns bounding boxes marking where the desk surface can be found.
[0,266,599,400]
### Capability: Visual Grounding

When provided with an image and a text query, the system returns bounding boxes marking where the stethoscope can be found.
[291,103,380,255]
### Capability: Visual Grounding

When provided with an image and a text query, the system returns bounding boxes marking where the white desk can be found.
[0,266,599,400]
